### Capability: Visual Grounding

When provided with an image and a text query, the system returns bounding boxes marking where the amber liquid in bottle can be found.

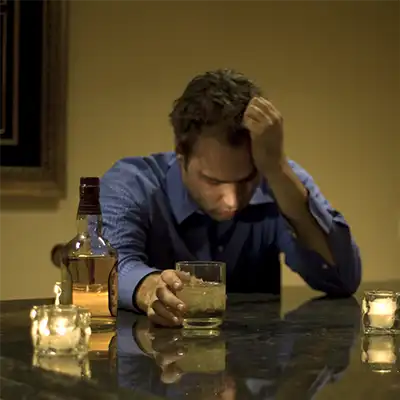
[61,177,118,331]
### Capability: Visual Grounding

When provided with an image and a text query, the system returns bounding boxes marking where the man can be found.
[100,69,362,327]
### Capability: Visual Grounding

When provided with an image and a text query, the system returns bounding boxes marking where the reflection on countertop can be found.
[118,295,361,399]
[1,286,400,399]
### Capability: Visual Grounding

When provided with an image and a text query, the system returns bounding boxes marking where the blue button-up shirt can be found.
[100,152,361,311]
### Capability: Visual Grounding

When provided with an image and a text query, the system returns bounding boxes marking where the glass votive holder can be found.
[361,335,399,373]
[30,304,91,357]
[362,290,400,335]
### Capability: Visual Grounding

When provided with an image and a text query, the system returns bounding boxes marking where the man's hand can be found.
[242,96,285,174]
[136,270,189,327]
[134,319,228,386]
[243,97,335,265]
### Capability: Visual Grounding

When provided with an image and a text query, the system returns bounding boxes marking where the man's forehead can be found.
[200,167,258,183]
[192,135,250,157]
[190,155,256,182]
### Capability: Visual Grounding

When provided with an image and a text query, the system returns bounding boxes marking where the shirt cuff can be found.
[118,262,160,312]
[117,311,148,356]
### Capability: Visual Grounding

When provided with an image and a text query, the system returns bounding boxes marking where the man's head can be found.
[169,69,263,221]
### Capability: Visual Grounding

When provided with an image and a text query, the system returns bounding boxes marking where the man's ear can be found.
[175,140,190,169]
[175,142,184,162]
[176,153,185,169]
[175,151,188,170]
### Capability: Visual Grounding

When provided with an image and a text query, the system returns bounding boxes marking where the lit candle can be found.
[368,298,397,329]
[37,316,81,350]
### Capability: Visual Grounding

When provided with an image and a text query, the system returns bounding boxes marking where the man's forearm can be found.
[264,160,335,265]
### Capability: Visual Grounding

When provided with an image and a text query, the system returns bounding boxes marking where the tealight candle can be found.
[368,298,396,329]
[362,290,400,334]
[30,304,91,356]
[37,316,81,350]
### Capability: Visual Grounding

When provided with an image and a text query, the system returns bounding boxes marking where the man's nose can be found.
[221,186,239,210]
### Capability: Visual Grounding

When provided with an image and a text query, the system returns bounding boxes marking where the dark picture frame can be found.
[0,0,68,198]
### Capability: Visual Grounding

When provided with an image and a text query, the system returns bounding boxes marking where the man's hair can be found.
[169,68,262,159]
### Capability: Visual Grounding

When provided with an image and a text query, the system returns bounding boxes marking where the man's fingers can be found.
[252,96,281,121]
[245,104,267,123]
[151,299,182,326]
[161,269,191,291]
[160,364,184,384]
[155,351,185,368]
[243,114,264,136]
[156,286,185,312]
[161,270,183,291]
[176,270,191,284]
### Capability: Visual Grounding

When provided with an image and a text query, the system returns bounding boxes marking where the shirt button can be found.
[217,246,224,252]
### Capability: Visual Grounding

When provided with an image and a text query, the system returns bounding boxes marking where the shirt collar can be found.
[165,155,275,225]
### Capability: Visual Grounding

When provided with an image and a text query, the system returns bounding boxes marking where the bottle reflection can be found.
[118,296,359,399]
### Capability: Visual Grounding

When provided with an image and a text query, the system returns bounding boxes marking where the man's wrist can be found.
[134,272,160,313]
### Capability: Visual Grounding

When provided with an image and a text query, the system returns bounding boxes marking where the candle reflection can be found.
[32,353,91,379]
[361,335,398,373]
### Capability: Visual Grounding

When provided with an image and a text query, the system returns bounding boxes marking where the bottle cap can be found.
[80,177,100,186]
[78,177,101,215]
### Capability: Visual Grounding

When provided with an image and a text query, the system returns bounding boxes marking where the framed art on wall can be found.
[0,0,68,198]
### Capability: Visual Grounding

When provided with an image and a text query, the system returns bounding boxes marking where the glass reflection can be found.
[118,296,359,399]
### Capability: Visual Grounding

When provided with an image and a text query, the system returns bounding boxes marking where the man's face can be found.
[179,131,260,221]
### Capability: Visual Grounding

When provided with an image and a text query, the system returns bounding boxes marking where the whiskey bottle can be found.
[60,177,118,330]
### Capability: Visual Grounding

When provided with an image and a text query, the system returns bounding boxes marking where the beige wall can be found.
[1,1,399,300]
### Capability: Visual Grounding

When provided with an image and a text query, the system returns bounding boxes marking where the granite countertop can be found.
[1,283,400,399]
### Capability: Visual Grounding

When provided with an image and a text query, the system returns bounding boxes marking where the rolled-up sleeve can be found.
[100,161,160,312]
[277,161,362,296]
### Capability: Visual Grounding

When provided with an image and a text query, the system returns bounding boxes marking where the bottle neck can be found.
[76,213,102,235]
[76,178,102,235]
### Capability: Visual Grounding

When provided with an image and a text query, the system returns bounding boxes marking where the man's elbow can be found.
[324,262,362,298]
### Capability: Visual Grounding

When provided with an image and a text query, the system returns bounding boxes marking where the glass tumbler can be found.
[176,261,226,329]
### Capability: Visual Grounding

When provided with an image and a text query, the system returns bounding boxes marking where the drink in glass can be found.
[176,261,226,329]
